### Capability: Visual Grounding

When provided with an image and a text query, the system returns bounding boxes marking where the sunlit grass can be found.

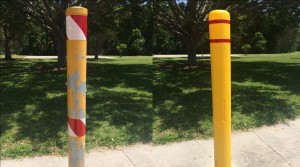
[1,52,300,157]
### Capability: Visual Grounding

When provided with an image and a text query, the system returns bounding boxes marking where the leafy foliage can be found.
[1,0,299,58]
[252,32,267,53]
[128,28,145,55]
[241,44,251,55]
[273,28,299,53]
[116,43,127,56]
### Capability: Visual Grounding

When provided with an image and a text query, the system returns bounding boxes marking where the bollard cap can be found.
[209,10,230,21]
[66,6,88,16]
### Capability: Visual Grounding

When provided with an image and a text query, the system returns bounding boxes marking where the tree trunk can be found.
[188,51,197,65]
[186,39,197,65]
[3,25,12,60]
[56,39,66,67]
[57,48,66,67]
[53,30,66,67]
[94,35,99,60]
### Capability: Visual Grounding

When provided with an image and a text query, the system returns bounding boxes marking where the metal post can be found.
[209,10,231,167]
[66,6,88,167]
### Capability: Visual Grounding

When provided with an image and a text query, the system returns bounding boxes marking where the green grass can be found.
[1,52,300,158]
[0,56,152,159]
[153,52,300,144]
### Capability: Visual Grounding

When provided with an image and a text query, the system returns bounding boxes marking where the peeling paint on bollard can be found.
[66,6,88,167]
[69,138,85,166]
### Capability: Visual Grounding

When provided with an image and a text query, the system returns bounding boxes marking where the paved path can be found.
[15,55,243,59]
[23,55,116,59]
[153,54,242,58]
[2,118,300,167]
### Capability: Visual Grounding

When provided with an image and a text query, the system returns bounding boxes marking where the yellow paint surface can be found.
[209,10,231,167]
[66,7,88,167]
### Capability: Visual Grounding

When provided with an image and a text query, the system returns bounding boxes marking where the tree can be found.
[88,0,122,59]
[89,16,114,59]
[154,0,213,65]
[231,0,299,53]
[115,0,152,55]
[153,28,176,54]
[0,0,29,60]
[116,43,127,57]
[11,0,71,66]
[241,44,251,55]
[154,0,269,65]
[21,24,55,55]
[252,32,266,53]
[128,28,145,55]
[12,0,120,66]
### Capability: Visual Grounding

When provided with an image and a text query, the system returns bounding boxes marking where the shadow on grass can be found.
[1,56,300,157]
[1,61,69,156]
[0,60,152,158]
[86,63,153,146]
[153,59,213,143]
[231,60,300,127]
[153,58,300,143]
[232,60,300,94]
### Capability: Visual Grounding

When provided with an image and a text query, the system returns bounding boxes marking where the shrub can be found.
[128,28,145,55]
[252,32,267,53]
[241,44,251,55]
[116,43,127,57]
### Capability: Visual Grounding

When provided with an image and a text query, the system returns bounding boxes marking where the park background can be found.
[1,0,300,159]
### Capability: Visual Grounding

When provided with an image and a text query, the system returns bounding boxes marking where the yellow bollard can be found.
[209,10,231,167]
[66,7,88,167]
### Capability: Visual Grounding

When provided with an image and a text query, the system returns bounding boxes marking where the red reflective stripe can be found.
[70,15,87,38]
[209,20,230,24]
[210,39,231,43]
[68,118,86,137]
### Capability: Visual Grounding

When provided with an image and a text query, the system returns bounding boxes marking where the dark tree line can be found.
[0,0,151,66]
[154,0,300,64]
[1,0,299,65]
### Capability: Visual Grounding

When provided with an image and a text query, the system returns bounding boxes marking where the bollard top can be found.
[209,10,230,21]
[66,6,88,16]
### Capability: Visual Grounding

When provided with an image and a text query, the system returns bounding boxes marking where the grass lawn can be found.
[153,52,300,144]
[0,56,152,159]
[1,52,300,158]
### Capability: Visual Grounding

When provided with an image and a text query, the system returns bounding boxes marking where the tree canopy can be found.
[0,0,299,64]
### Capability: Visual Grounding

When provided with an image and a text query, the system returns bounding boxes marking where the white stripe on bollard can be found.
[80,118,86,125]
[66,16,86,40]
[68,124,78,137]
